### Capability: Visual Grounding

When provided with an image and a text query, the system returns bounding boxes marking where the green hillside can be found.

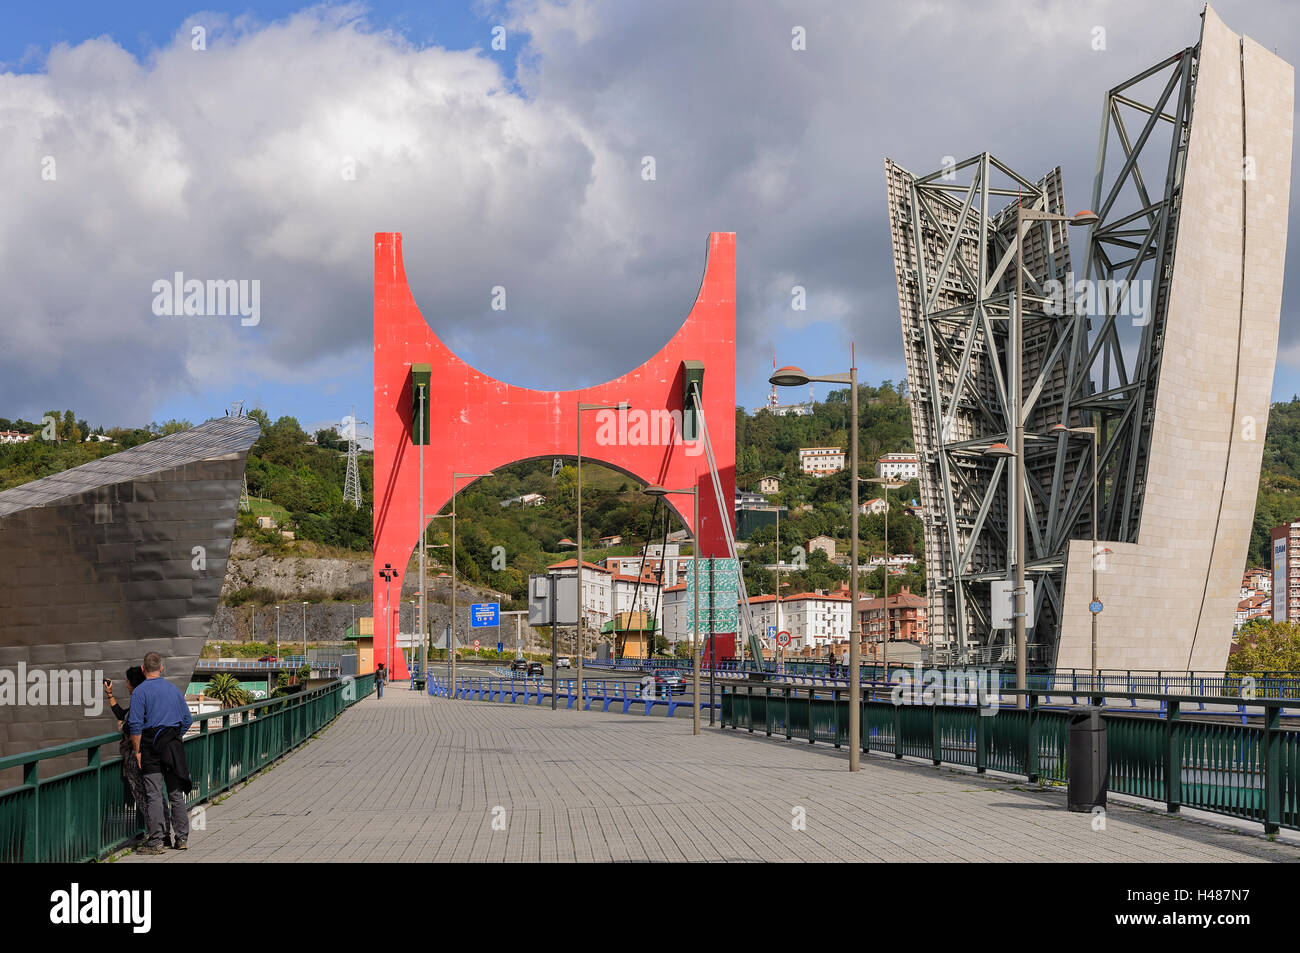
[9,384,1297,606]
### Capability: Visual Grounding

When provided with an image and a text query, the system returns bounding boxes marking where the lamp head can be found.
[1070,210,1099,226]
[984,442,1014,458]
[769,365,811,388]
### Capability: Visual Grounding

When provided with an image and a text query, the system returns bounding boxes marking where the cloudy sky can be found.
[3,0,1299,439]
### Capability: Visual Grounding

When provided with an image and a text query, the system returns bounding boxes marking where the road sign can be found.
[497,641,504,653]
[1089,601,1103,614]
[473,639,480,649]
[776,630,791,647]
[991,580,1036,629]
[470,602,500,627]
[766,625,777,638]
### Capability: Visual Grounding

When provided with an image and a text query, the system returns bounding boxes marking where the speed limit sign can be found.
[473,639,480,649]
[776,630,791,647]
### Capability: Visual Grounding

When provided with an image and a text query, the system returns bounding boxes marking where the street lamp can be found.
[865,475,905,684]
[424,540,450,669]
[378,563,397,678]
[644,480,701,736]
[996,204,1097,708]
[1052,422,1101,685]
[577,401,631,704]
[275,603,280,662]
[301,601,308,662]
[771,360,862,771]
[449,471,494,696]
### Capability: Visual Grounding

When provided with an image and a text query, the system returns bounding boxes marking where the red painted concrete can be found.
[373,232,736,677]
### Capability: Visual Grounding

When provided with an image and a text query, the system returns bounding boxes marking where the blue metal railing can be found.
[428,674,719,716]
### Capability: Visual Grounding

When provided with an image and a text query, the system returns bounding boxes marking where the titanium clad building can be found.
[885,7,1291,671]
[0,416,261,758]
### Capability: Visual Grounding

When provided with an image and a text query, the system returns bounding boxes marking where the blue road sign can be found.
[1089,601,1103,614]
[496,641,504,653]
[471,602,500,627]
[767,625,777,638]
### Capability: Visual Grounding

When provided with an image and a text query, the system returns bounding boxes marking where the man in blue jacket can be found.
[126,652,194,854]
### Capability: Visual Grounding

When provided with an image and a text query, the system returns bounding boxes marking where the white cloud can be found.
[3,0,1299,425]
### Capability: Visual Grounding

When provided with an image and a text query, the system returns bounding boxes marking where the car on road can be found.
[526,661,544,677]
[652,670,687,695]
[509,658,529,673]
[556,656,571,668]
[257,655,277,662]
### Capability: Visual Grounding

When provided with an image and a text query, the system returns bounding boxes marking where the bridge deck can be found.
[120,684,1300,863]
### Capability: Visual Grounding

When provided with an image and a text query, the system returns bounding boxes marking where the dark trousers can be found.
[377,679,385,698]
[142,773,189,846]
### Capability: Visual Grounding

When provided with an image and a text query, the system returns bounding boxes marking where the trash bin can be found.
[1067,705,1107,812]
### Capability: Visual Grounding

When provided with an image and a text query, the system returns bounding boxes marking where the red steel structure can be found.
[373,232,736,677]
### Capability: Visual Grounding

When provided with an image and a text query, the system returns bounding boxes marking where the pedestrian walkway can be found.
[120,684,1300,862]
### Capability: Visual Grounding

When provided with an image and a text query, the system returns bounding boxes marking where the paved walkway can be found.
[121,686,1300,862]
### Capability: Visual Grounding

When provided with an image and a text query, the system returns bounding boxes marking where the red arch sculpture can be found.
[373,232,736,677]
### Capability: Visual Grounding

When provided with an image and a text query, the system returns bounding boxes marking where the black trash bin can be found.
[1067,705,1107,812]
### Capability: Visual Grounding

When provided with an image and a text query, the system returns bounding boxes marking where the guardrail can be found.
[720,682,1300,835]
[193,656,332,672]
[428,674,718,718]
[0,673,375,862]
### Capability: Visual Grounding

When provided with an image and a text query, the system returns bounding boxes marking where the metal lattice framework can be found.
[885,41,1199,667]
[344,405,365,509]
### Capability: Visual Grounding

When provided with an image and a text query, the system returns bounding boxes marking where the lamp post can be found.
[775,505,782,671]
[417,380,427,690]
[449,472,494,696]
[1052,422,1101,685]
[771,360,861,771]
[865,476,905,684]
[988,205,1098,708]
[644,480,700,736]
[576,401,630,703]
[301,600,308,663]
[425,540,450,668]
[275,604,280,663]
[378,563,396,677]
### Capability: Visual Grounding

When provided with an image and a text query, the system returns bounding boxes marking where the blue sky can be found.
[4,1,1299,440]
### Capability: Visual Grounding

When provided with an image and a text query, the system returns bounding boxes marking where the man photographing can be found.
[126,652,194,854]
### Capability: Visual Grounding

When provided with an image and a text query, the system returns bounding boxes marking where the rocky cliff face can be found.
[211,540,519,646]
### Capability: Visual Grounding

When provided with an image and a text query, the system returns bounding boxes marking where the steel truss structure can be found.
[885,41,1198,667]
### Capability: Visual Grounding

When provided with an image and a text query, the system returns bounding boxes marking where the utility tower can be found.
[343,405,367,509]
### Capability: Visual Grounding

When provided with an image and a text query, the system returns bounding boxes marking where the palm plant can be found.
[205,673,251,709]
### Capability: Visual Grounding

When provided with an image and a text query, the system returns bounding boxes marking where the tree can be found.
[1227,620,1300,673]
[204,673,251,708]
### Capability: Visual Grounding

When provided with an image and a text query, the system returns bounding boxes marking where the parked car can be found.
[556,656,572,668]
[652,670,687,695]
[526,661,544,676]
[509,657,529,673]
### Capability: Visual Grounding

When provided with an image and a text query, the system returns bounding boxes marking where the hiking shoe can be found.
[173,837,188,850]
[163,834,173,848]
[136,844,168,855]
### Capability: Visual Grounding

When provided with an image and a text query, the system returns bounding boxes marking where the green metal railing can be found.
[0,673,374,863]
[720,683,1300,834]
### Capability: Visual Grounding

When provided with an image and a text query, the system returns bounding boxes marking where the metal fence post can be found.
[1265,705,1281,836]
[1026,692,1039,783]
[932,701,941,766]
[832,688,841,748]
[894,696,903,760]
[1166,699,1181,814]
[976,706,986,774]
